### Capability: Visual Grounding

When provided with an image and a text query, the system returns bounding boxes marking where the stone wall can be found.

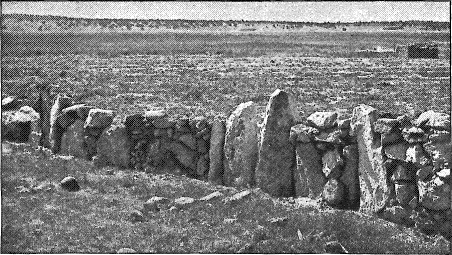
[2,89,450,238]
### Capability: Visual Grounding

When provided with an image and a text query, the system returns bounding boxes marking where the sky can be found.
[2,2,450,23]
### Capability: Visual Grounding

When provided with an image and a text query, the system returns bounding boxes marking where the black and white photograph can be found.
[1,1,451,253]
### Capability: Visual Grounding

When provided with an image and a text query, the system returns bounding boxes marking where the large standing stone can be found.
[60,119,87,159]
[350,104,390,213]
[208,119,226,185]
[294,142,326,198]
[223,101,259,187]
[49,94,73,153]
[256,90,299,197]
[339,144,360,209]
[96,121,131,169]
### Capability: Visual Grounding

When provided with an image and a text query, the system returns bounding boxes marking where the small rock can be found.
[314,130,345,144]
[199,191,223,201]
[268,217,289,227]
[224,190,252,203]
[307,111,338,129]
[143,196,170,212]
[423,141,451,170]
[117,248,136,254]
[324,241,348,254]
[290,124,318,143]
[223,218,237,224]
[174,197,195,209]
[129,210,144,223]
[402,127,427,143]
[60,176,80,192]
[105,169,114,175]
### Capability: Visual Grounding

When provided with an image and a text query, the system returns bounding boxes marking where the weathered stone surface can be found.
[322,148,344,178]
[381,132,403,145]
[314,130,345,144]
[416,166,434,182]
[84,109,115,129]
[406,144,430,167]
[428,130,451,143]
[418,176,451,211]
[60,119,87,159]
[322,179,345,206]
[415,110,450,131]
[129,210,144,223]
[423,141,451,170]
[339,144,360,209]
[436,168,450,179]
[143,196,170,212]
[374,118,399,134]
[173,197,195,209]
[402,126,427,144]
[395,184,416,206]
[152,118,174,129]
[397,115,412,128]
[61,104,93,120]
[256,90,299,197]
[289,124,318,143]
[199,191,224,201]
[381,206,412,225]
[1,96,22,110]
[223,101,259,187]
[384,143,408,161]
[117,248,136,254]
[307,111,338,129]
[60,176,80,192]
[337,118,351,129]
[391,165,412,182]
[163,142,197,171]
[144,109,167,120]
[294,140,326,198]
[197,139,208,154]
[2,106,40,142]
[223,190,252,203]
[49,94,72,152]
[208,119,226,185]
[56,112,77,129]
[196,155,209,176]
[96,122,131,169]
[350,104,390,213]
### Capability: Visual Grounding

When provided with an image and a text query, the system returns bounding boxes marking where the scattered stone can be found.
[415,110,450,131]
[117,248,136,254]
[406,144,430,167]
[223,101,259,187]
[374,118,399,134]
[294,142,326,198]
[339,144,360,209]
[224,190,252,203]
[84,109,115,129]
[174,197,195,209]
[350,105,390,213]
[96,122,131,168]
[60,120,87,159]
[199,191,223,201]
[223,218,237,224]
[256,89,298,197]
[208,119,226,185]
[324,241,348,254]
[322,179,345,206]
[143,196,170,212]
[129,210,144,223]
[395,184,416,206]
[418,176,450,211]
[307,111,338,129]
[60,176,80,192]
[322,148,344,178]
[384,143,408,161]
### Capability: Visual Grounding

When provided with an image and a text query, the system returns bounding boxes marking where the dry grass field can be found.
[1,24,451,253]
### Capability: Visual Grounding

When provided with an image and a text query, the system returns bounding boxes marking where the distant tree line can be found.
[2,13,450,31]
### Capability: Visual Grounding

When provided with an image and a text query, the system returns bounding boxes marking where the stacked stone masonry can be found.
[1,90,451,238]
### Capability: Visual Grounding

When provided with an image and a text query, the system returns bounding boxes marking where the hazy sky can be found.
[2,2,450,22]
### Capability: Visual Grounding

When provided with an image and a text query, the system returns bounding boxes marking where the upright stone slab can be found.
[223,101,259,187]
[96,120,131,169]
[60,119,87,159]
[208,118,226,185]
[49,94,73,153]
[339,144,360,210]
[256,89,299,197]
[294,142,326,198]
[350,104,390,213]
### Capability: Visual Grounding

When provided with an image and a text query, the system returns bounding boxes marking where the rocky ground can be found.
[1,141,450,253]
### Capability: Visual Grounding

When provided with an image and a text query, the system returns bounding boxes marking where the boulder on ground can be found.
[350,104,390,213]
[208,119,226,185]
[307,111,338,129]
[2,106,40,142]
[143,196,170,212]
[96,121,131,169]
[223,101,259,187]
[256,90,299,197]
[415,110,450,131]
[60,176,80,192]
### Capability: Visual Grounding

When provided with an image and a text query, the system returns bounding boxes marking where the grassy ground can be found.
[1,141,450,253]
